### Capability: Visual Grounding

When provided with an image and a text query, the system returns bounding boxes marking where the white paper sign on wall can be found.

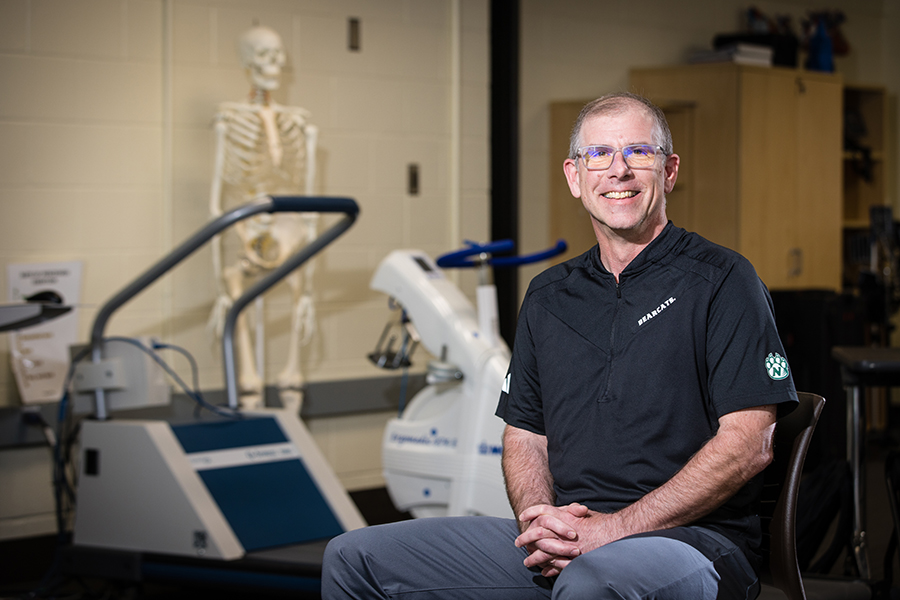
[6,261,83,404]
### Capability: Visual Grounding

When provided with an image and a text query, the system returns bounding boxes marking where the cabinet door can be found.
[739,70,799,290]
[739,70,841,291]
[795,75,842,290]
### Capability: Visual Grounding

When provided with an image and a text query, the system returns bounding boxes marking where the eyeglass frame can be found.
[573,144,668,171]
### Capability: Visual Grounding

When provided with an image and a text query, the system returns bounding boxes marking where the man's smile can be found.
[602,190,638,200]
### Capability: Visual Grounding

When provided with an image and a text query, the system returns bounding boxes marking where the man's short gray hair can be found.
[568,92,673,159]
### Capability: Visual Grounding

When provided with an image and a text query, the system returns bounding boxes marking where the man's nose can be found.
[606,150,632,176]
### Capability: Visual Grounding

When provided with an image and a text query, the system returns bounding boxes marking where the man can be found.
[322,92,797,599]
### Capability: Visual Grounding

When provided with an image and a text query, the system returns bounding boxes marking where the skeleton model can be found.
[209,25,318,412]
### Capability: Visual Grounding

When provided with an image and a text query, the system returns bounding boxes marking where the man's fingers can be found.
[515,524,579,549]
[532,537,581,558]
[519,515,577,542]
[522,548,555,569]
[563,503,590,517]
[541,557,573,577]
[524,551,574,575]
[518,504,554,524]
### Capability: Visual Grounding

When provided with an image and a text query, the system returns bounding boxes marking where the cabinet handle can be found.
[789,248,803,278]
[796,77,806,94]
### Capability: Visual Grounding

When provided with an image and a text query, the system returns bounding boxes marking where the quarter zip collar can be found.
[587,221,686,281]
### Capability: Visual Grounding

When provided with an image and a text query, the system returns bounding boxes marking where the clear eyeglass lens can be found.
[580,145,659,170]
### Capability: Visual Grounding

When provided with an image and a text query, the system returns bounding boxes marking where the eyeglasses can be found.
[575,144,665,171]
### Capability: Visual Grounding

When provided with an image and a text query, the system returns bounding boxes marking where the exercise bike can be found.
[369,239,566,518]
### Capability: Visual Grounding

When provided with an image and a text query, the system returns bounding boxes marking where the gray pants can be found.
[321,517,760,599]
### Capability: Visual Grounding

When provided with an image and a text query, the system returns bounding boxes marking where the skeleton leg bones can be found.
[224,263,265,409]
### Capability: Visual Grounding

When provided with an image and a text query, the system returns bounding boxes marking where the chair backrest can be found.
[759,392,826,600]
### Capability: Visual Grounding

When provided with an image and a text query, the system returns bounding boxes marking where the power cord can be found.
[103,337,241,419]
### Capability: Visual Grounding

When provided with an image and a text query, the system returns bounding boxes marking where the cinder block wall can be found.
[0,0,489,392]
[0,0,490,538]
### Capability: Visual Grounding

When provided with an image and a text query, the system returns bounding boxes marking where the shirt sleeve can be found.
[705,257,798,418]
[495,292,546,435]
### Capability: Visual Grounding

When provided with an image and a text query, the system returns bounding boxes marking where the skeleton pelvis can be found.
[235,214,304,271]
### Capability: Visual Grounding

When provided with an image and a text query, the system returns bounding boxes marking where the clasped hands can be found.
[515,502,619,578]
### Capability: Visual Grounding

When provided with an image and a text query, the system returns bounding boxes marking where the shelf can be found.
[844,219,872,229]
[843,150,885,162]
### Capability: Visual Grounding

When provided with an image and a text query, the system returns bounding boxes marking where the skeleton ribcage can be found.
[218,107,309,206]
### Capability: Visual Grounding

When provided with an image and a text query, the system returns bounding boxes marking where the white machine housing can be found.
[371,250,512,518]
[73,408,366,559]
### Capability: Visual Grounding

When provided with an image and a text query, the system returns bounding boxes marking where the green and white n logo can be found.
[765,352,790,381]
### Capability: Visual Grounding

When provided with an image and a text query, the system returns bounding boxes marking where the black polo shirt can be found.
[496,222,797,564]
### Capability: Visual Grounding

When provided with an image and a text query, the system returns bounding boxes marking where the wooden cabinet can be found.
[618,63,843,291]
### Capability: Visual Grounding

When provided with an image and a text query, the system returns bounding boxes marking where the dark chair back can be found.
[759,392,826,600]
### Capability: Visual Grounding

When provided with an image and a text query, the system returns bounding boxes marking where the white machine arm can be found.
[371,251,501,376]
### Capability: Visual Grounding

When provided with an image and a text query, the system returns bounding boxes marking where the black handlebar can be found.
[87,195,359,413]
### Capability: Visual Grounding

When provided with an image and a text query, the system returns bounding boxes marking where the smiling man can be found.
[322,93,798,600]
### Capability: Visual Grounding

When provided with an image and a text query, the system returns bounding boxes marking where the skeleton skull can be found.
[238,26,286,92]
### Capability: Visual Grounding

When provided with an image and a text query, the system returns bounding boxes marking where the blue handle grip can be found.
[492,239,568,267]
[436,239,567,269]
[436,240,515,268]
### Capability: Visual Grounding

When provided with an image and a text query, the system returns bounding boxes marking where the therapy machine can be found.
[369,240,566,518]
[65,197,363,591]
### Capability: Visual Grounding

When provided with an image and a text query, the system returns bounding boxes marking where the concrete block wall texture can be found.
[0,0,490,499]
[1,0,170,398]
[0,0,490,394]
[164,1,490,390]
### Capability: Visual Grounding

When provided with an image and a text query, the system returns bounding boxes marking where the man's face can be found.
[563,105,679,243]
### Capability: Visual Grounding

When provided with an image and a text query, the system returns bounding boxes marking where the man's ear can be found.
[663,153,680,194]
[563,159,582,199]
